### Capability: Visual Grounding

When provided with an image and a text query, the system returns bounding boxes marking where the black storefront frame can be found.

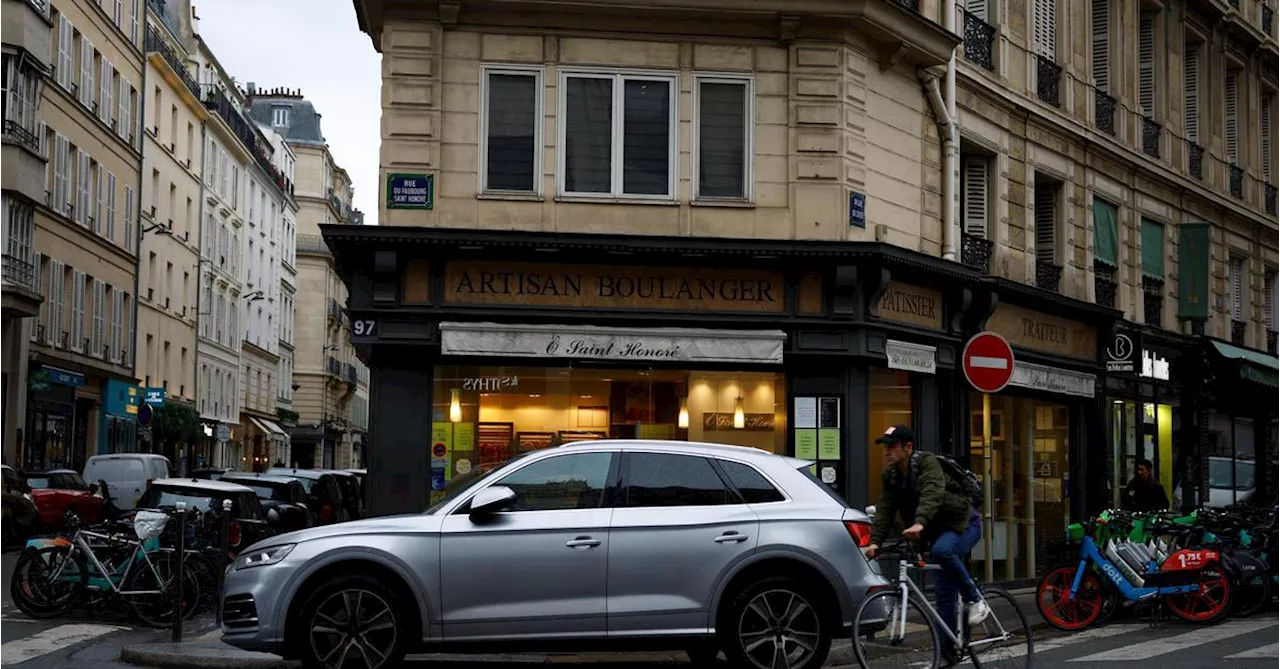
[325,226,1118,518]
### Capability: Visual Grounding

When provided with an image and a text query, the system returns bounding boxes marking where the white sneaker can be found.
[967,599,991,626]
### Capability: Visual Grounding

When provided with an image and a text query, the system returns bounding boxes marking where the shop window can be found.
[867,368,913,504]
[625,452,730,507]
[495,451,612,512]
[719,459,785,504]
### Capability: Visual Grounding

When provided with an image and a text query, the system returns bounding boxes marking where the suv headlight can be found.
[233,544,295,570]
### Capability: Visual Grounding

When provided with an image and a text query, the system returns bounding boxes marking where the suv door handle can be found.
[566,536,601,548]
[714,531,749,543]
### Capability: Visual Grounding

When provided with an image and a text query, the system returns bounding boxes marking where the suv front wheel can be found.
[296,575,405,669]
[719,576,831,669]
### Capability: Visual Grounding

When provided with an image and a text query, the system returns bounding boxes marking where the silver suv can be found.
[221,441,887,669]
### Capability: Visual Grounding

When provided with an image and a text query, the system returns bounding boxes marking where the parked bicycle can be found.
[853,539,1033,669]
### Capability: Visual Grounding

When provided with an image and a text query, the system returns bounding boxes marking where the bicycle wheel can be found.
[1036,565,1105,631]
[967,585,1032,669]
[185,552,219,614]
[123,551,202,628]
[9,545,87,619]
[1166,566,1232,624]
[852,589,941,669]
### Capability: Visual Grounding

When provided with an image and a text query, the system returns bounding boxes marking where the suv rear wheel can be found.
[296,575,405,669]
[718,576,831,669]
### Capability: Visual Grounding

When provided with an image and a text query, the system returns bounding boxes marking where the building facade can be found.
[18,0,144,471]
[246,90,366,469]
[1,0,52,465]
[257,120,299,466]
[136,0,205,469]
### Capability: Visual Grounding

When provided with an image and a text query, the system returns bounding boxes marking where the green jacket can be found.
[870,452,973,546]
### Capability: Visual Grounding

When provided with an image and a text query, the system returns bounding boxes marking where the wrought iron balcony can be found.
[1231,319,1246,346]
[1142,118,1161,158]
[201,84,262,161]
[1142,276,1164,327]
[962,10,996,71]
[1188,142,1204,180]
[1229,165,1244,199]
[1035,262,1062,292]
[1268,329,1277,355]
[145,25,200,100]
[1266,183,1277,216]
[1095,91,1116,135]
[1094,261,1118,308]
[1036,56,1061,107]
[2,120,40,154]
[961,233,993,274]
[1,254,36,291]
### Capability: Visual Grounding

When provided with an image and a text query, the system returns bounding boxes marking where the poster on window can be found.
[819,397,840,428]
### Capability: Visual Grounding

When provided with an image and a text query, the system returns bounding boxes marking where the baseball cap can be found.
[875,425,915,446]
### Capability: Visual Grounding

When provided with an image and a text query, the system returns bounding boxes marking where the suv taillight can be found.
[845,521,872,547]
[228,520,242,547]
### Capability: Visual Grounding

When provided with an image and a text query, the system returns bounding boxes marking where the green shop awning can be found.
[1211,340,1279,388]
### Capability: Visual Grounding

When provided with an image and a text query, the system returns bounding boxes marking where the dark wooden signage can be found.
[878,281,944,330]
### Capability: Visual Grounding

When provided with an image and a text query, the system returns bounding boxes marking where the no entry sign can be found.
[963,332,1015,393]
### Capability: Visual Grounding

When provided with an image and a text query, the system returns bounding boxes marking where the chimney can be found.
[247,82,256,95]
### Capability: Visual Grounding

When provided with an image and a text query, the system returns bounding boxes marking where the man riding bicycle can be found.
[861,425,987,662]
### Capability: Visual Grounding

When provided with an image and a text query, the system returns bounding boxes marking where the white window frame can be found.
[75,149,90,227]
[1229,255,1246,322]
[57,17,73,90]
[79,37,94,110]
[106,172,117,242]
[692,73,755,203]
[70,269,85,352]
[100,58,113,126]
[556,68,679,201]
[91,278,105,356]
[477,64,545,196]
[271,106,290,128]
[124,185,135,252]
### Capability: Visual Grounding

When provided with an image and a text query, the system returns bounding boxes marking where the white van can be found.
[82,454,171,510]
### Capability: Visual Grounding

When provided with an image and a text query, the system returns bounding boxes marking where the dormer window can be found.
[272,105,289,127]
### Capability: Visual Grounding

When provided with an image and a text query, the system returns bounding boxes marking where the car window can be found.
[494,452,612,512]
[625,453,730,507]
[85,459,124,482]
[229,482,280,501]
[122,459,146,481]
[290,482,307,502]
[25,477,51,489]
[151,460,170,479]
[718,460,785,503]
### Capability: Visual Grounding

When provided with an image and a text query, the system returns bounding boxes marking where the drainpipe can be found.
[920,0,960,263]
[193,120,208,465]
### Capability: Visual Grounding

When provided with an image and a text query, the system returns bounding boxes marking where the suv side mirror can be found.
[267,508,280,524]
[469,485,516,518]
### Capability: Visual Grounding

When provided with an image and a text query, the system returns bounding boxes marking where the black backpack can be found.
[912,451,983,511]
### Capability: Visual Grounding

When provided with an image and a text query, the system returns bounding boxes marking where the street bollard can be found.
[172,501,187,642]
[216,498,232,626]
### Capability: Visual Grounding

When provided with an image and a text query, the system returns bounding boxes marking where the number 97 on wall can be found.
[352,319,377,338]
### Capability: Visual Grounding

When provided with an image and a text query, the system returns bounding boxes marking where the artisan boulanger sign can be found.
[442,261,785,313]
[438,322,787,364]
[987,303,1097,360]
[877,281,943,330]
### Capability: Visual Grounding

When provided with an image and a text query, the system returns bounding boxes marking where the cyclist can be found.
[862,425,987,663]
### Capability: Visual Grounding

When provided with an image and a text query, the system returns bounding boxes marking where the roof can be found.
[220,474,299,486]
[560,439,796,463]
[245,94,326,145]
[151,478,255,493]
[24,469,78,476]
[264,467,325,480]
[88,453,169,461]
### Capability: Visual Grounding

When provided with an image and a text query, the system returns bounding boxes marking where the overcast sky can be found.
[196,0,381,224]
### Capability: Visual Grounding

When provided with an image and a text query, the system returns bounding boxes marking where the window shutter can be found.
[1264,271,1276,330]
[49,260,64,346]
[1225,72,1239,165]
[1184,44,1199,143]
[95,164,104,234]
[1091,0,1109,91]
[1093,198,1119,267]
[1034,0,1056,59]
[966,0,989,22]
[124,186,135,252]
[1035,183,1056,263]
[57,18,73,90]
[1261,98,1272,182]
[113,0,122,24]
[100,59,113,126]
[106,172,117,242]
[1139,15,1156,118]
[110,288,120,362]
[71,269,85,351]
[76,149,90,227]
[118,79,130,141]
[130,0,140,43]
[52,135,68,214]
[30,253,42,342]
[80,38,93,108]
[92,278,105,355]
[1230,257,1245,321]
[962,156,989,238]
[1141,219,1165,278]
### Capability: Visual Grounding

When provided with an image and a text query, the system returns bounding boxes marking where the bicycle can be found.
[853,540,1033,669]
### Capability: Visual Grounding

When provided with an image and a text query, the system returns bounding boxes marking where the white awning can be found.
[248,417,288,439]
[1008,361,1096,398]
[439,322,787,365]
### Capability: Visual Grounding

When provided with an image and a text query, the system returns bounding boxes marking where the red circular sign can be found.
[432,443,447,458]
[962,332,1015,393]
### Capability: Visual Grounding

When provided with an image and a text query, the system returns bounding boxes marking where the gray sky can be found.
[196,0,381,224]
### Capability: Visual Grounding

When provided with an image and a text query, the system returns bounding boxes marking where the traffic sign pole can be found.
[982,390,993,584]
[961,331,1015,586]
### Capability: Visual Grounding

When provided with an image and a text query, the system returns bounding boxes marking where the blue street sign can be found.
[143,387,166,405]
[386,173,434,210]
[849,191,866,228]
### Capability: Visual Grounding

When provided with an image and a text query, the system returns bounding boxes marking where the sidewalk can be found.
[119,588,1044,669]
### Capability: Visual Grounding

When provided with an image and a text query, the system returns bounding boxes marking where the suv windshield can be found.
[138,486,266,520]
[425,454,533,514]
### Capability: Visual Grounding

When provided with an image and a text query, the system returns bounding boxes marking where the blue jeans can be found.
[931,517,983,651]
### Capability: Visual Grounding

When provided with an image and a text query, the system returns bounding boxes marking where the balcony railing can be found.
[1142,118,1161,158]
[1095,91,1116,136]
[1036,56,1061,107]
[201,84,264,163]
[1231,319,1246,346]
[1229,165,1244,199]
[326,356,342,377]
[1142,276,1164,327]
[1,254,36,290]
[1035,262,1062,292]
[961,233,993,274]
[145,25,200,100]
[2,120,40,154]
[1268,329,1277,355]
[1188,142,1204,180]
[1266,183,1277,216]
[962,10,996,71]
[345,363,358,383]
[1095,262,1118,308]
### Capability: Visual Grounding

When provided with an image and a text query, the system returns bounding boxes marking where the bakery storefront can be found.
[323,226,989,516]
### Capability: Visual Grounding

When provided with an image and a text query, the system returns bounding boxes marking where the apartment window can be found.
[94,163,104,234]
[91,279,105,357]
[79,37,94,110]
[960,154,990,238]
[99,58,114,126]
[1034,0,1057,58]
[110,288,123,362]
[56,17,73,90]
[70,269,85,352]
[1184,41,1200,144]
[124,186,135,252]
[113,0,122,25]
[1226,70,1240,165]
[53,134,70,215]
[480,67,542,193]
[271,105,289,128]
[1091,0,1109,91]
[3,196,35,273]
[1261,94,1273,183]
[117,79,131,142]
[3,54,42,144]
[75,149,90,227]
[1265,268,1277,332]
[1138,13,1157,118]
[558,71,677,198]
[695,76,752,200]
[1034,179,1058,265]
[130,0,140,43]
[1229,255,1246,322]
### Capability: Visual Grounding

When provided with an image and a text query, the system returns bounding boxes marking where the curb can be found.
[119,643,299,669]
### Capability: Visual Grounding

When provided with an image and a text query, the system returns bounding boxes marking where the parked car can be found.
[23,469,104,525]
[83,454,171,510]
[190,468,237,481]
[344,468,366,504]
[261,468,348,525]
[222,441,885,669]
[136,478,274,553]
[1,465,39,545]
[325,469,365,520]
[220,474,314,533]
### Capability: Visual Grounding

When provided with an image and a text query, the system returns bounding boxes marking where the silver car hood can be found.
[252,513,433,549]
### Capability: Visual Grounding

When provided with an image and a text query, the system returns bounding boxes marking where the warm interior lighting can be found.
[449,388,462,422]
[734,396,746,429]
[678,397,689,428]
